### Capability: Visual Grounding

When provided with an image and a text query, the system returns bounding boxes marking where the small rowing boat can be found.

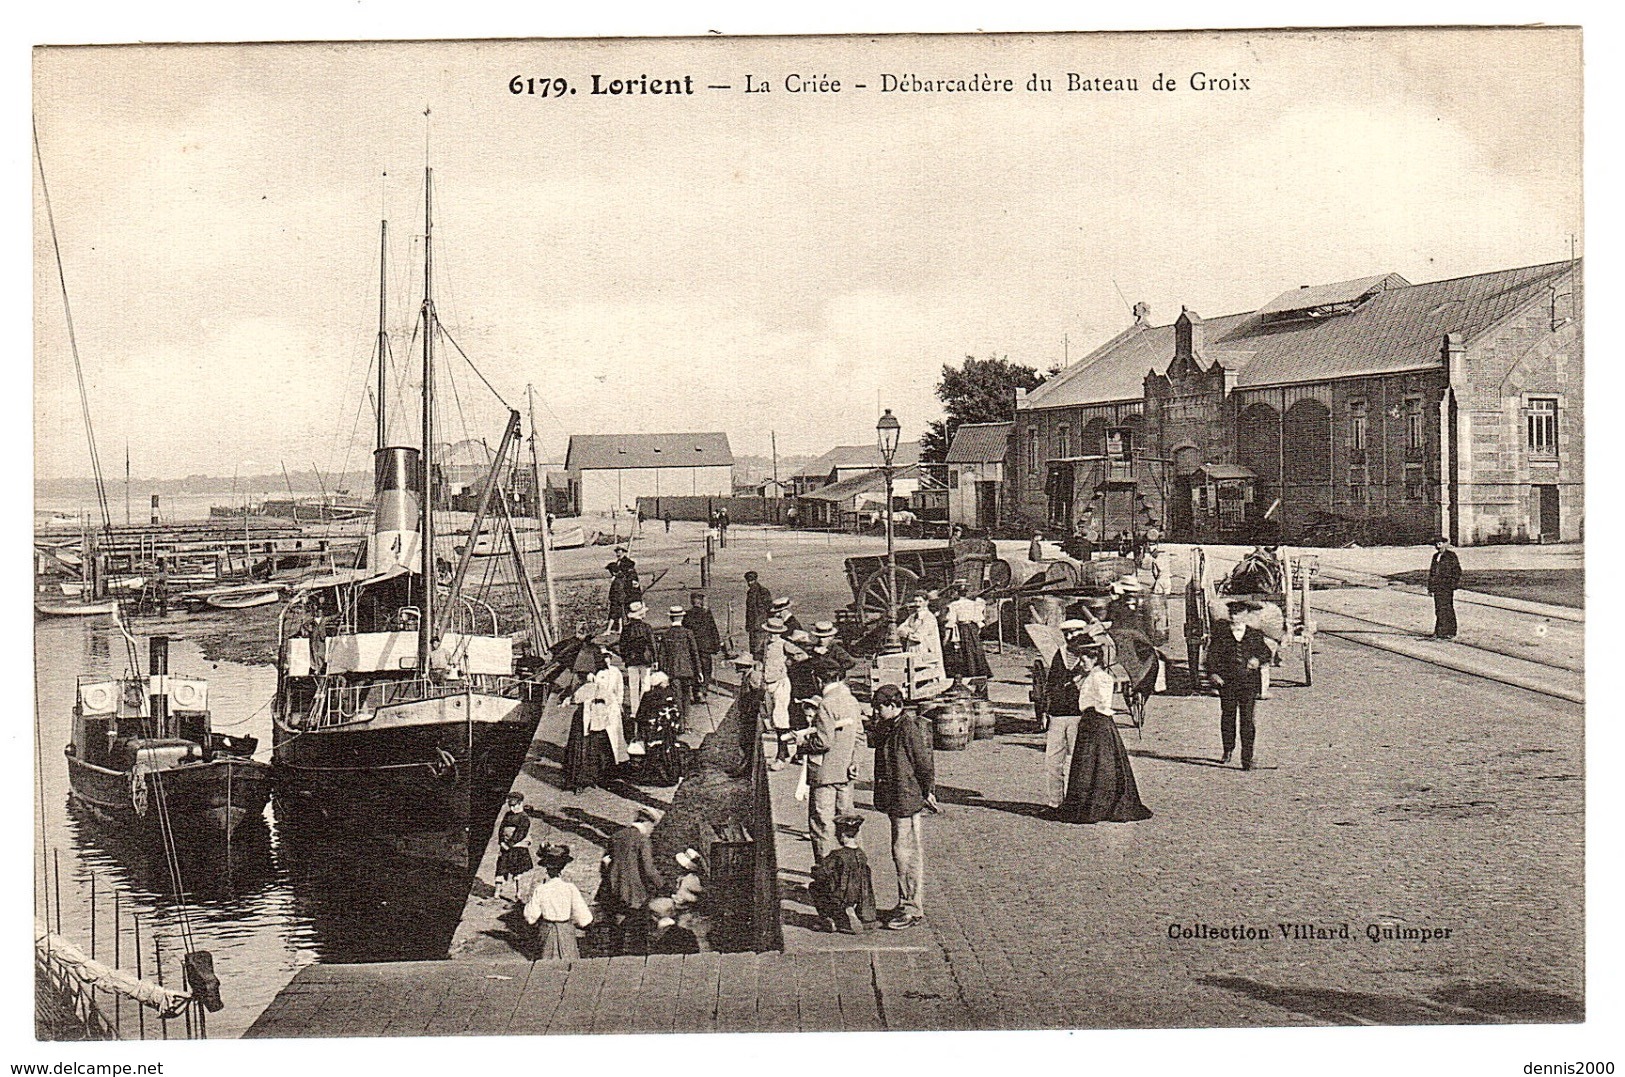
[206,589,281,610]
[36,599,120,617]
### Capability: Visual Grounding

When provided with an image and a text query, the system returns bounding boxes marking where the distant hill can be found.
[732,453,816,485]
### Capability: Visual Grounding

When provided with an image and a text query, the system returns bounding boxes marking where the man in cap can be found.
[619,601,658,717]
[657,605,704,723]
[1205,600,1274,769]
[745,570,773,658]
[868,683,935,930]
[598,806,666,956]
[605,545,640,627]
[685,592,722,703]
[802,663,862,863]
[1427,535,1461,640]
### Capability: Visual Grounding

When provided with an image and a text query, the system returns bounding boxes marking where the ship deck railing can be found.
[305,674,526,729]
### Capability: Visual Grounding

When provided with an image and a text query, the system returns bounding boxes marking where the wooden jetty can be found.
[244,948,967,1037]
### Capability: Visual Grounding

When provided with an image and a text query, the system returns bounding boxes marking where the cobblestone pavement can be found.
[684,526,1584,1030]
[896,635,1583,1029]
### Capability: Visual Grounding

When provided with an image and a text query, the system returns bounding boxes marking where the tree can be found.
[920,355,1044,463]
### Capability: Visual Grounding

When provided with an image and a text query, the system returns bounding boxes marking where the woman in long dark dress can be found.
[1059,642,1152,823]
[564,636,624,792]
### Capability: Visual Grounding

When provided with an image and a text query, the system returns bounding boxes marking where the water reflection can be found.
[36,617,487,1039]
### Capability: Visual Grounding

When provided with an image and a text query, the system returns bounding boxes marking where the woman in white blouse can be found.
[524,844,594,960]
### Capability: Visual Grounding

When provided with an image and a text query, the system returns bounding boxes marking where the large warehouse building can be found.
[1009,260,1582,546]
[563,432,734,516]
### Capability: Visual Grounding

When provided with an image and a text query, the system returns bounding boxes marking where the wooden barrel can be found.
[929,703,972,751]
[971,698,997,740]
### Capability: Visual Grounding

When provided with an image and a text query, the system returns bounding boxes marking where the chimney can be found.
[1132,301,1150,326]
[1175,306,1204,360]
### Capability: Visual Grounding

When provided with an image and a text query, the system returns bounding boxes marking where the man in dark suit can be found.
[685,592,722,702]
[657,605,704,722]
[745,570,773,658]
[1428,536,1462,640]
[598,807,667,956]
[1206,602,1275,770]
[619,601,658,717]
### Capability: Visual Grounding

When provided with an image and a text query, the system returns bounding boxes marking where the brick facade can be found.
[1009,262,1582,546]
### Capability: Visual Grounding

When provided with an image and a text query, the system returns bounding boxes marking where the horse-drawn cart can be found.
[1184,546,1318,691]
[841,545,1012,626]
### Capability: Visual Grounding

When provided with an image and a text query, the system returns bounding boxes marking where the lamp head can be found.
[876,408,902,464]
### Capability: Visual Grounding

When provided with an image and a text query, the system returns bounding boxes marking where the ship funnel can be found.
[369,445,423,573]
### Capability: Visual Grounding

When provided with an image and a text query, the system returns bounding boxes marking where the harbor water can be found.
[34,615,481,1040]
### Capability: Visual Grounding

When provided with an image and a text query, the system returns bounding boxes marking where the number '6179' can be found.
[509,77,571,96]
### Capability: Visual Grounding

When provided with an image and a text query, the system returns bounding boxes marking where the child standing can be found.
[523,844,593,961]
[807,814,878,934]
[494,792,533,901]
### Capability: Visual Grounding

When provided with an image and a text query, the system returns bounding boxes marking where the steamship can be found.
[270,170,547,858]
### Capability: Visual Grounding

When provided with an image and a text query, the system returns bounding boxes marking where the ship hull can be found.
[271,693,540,856]
[65,752,275,842]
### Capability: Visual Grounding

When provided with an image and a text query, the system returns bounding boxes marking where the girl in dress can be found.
[523,845,593,961]
[494,792,533,901]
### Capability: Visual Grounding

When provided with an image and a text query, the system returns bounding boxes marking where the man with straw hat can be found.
[620,600,657,717]
[759,616,797,769]
[1041,621,1104,816]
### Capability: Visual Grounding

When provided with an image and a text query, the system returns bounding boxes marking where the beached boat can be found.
[206,589,282,610]
[36,598,120,617]
[67,636,274,840]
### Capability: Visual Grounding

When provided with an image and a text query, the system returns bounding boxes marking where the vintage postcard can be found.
[30,24,1588,1066]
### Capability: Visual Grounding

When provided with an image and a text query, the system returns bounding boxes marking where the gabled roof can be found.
[945,422,1012,464]
[565,432,733,471]
[1022,261,1577,410]
[800,464,920,502]
[797,441,922,477]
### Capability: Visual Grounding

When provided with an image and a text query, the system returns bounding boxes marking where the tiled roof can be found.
[800,464,920,502]
[796,441,923,477]
[1022,261,1576,410]
[565,432,733,471]
[945,422,1012,463]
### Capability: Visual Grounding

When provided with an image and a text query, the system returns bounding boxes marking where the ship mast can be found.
[418,167,436,674]
[376,219,389,451]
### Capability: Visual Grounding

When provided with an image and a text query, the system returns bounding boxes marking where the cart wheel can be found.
[858,566,921,624]
[1186,641,1207,692]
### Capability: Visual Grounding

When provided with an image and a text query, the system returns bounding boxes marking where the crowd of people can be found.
[513,522,1365,958]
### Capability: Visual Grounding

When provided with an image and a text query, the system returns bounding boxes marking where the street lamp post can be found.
[876,409,902,650]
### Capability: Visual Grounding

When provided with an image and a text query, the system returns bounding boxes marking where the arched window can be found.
[1237,403,1282,486]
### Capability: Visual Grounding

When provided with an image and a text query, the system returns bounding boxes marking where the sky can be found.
[32,28,1582,480]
